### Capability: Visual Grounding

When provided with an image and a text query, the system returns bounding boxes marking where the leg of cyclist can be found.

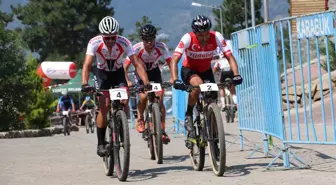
[93,71,112,157]
[181,67,202,143]
[136,92,147,133]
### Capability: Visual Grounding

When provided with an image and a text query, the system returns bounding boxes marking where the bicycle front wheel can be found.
[113,110,130,182]
[152,103,163,164]
[103,122,114,176]
[207,103,226,176]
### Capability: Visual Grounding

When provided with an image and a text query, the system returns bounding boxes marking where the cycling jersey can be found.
[58,96,74,111]
[173,31,232,73]
[82,99,95,109]
[124,41,172,71]
[86,35,135,72]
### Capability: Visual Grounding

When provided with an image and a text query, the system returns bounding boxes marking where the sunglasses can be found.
[142,37,155,43]
[102,35,117,41]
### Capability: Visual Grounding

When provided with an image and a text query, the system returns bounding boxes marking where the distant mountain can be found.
[1,0,289,48]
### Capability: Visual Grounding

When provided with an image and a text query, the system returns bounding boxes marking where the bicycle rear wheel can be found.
[85,115,90,134]
[152,103,163,164]
[113,110,130,182]
[207,103,226,176]
[224,94,232,123]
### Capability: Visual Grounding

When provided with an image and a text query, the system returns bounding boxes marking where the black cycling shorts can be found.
[219,70,234,82]
[181,67,216,85]
[93,67,127,90]
[136,67,162,85]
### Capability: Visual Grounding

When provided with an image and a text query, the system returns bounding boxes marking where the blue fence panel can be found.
[171,59,187,135]
[232,10,336,169]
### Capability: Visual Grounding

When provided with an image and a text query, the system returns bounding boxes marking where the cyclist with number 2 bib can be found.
[170,15,243,149]
[81,16,150,157]
[124,24,172,144]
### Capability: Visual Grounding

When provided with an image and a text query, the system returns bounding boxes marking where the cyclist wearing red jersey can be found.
[170,15,243,148]
[124,24,171,144]
[81,16,150,157]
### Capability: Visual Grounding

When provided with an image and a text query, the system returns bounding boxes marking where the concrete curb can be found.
[0,125,80,139]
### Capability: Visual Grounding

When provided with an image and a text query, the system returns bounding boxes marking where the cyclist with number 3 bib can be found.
[170,15,243,149]
[124,24,172,144]
[81,16,150,157]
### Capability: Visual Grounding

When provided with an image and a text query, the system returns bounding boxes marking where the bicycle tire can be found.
[63,118,68,136]
[85,115,90,134]
[103,122,114,176]
[145,109,155,160]
[207,103,226,176]
[113,110,130,182]
[224,94,231,123]
[189,117,205,171]
[152,103,163,164]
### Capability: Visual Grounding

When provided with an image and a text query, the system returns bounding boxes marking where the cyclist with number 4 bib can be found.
[170,15,243,149]
[124,24,172,144]
[81,16,150,157]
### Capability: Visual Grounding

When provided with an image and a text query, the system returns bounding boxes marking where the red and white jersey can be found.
[173,31,232,72]
[124,41,172,71]
[86,35,135,72]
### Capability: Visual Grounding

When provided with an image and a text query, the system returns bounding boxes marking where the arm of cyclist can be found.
[129,54,150,86]
[80,100,86,110]
[70,97,76,112]
[82,40,96,91]
[56,97,63,112]
[170,33,191,89]
[215,32,243,85]
[123,58,133,87]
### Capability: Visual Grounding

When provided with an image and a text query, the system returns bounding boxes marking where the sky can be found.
[1,0,289,49]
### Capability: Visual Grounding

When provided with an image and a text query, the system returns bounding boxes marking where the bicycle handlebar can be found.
[128,82,172,93]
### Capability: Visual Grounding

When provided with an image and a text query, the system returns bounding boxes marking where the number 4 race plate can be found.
[147,83,162,92]
[199,83,219,92]
[109,88,128,100]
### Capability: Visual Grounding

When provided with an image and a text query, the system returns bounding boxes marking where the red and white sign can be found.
[40,61,77,79]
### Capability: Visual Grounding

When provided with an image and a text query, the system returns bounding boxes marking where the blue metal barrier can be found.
[232,10,336,169]
[170,59,187,135]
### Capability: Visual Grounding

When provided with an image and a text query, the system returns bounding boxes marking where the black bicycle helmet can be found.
[191,15,212,33]
[140,24,157,39]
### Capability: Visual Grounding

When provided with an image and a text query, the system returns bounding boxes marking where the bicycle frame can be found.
[194,91,217,147]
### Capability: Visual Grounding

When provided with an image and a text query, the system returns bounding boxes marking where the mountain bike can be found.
[84,108,96,134]
[179,81,226,176]
[221,78,236,123]
[129,82,171,164]
[58,110,72,136]
[89,87,130,182]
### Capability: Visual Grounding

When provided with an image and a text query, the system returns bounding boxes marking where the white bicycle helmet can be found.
[99,16,119,34]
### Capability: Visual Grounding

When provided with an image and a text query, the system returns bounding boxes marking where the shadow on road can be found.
[127,165,193,182]
[163,154,189,164]
[224,162,283,177]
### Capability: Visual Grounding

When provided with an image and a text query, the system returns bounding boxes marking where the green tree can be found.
[212,0,264,38]
[23,54,58,129]
[0,11,29,131]
[11,0,122,67]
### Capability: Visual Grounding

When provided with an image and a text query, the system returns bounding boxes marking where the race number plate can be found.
[199,83,219,92]
[147,83,162,92]
[109,88,128,100]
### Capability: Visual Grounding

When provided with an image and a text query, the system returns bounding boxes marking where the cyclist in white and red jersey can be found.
[81,16,150,157]
[170,15,243,149]
[124,24,172,144]
[213,41,238,112]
